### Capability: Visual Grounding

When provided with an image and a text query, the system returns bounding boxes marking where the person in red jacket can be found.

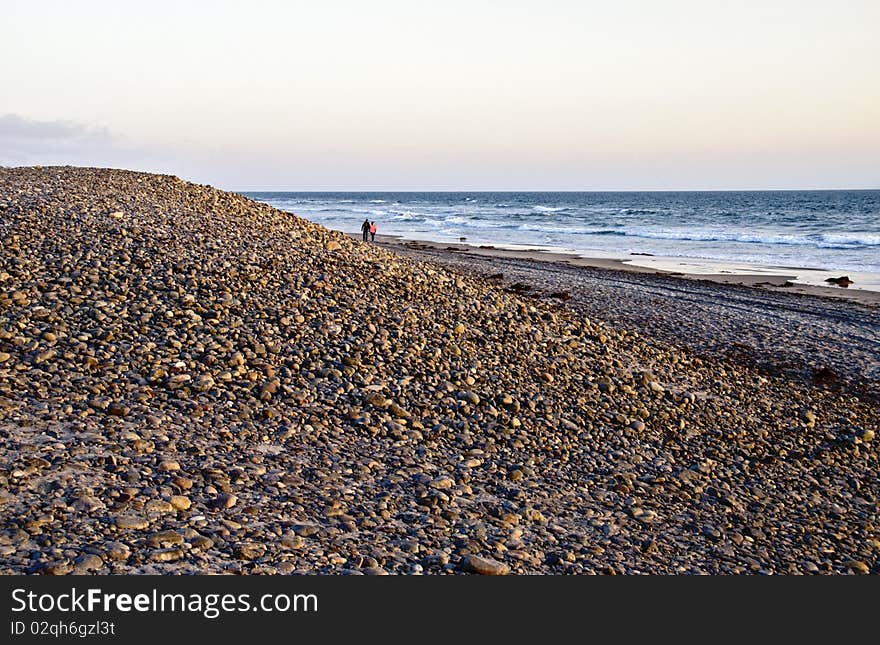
[370,221,377,242]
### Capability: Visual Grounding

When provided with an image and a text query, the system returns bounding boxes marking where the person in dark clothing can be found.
[361,218,371,242]
[370,221,377,242]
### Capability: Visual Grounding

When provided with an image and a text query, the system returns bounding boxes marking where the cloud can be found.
[0,114,198,181]
[0,113,117,165]
[0,113,113,143]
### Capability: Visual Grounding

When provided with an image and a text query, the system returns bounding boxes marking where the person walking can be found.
[370,221,377,242]
[361,218,371,242]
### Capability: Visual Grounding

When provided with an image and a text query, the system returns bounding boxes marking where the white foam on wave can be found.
[816,232,880,247]
[442,215,507,229]
[518,223,611,235]
[608,228,880,248]
[533,205,568,213]
[391,211,421,221]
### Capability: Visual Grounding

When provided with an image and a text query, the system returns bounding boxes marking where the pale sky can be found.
[2,0,878,190]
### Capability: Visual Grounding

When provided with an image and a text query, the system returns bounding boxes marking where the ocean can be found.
[246,190,880,286]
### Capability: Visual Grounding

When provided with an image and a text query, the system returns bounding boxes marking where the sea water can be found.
[246,190,880,290]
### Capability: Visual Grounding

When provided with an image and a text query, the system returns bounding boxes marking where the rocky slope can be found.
[0,166,877,574]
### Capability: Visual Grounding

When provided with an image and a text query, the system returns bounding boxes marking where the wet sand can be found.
[373,235,880,306]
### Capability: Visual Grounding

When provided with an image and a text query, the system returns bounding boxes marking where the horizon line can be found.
[237,187,880,193]
[5,166,876,193]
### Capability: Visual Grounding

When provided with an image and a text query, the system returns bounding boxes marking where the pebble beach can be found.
[1,166,878,575]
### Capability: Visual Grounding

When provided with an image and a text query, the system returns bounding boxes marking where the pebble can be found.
[844,560,870,574]
[148,530,185,547]
[214,493,238,509]
[457,391,480,405]
[150,548,185,562]
[170,495,192,511]
[460,554,511,575]
[190,535,215,551]
[108,402,130,417]
[104,542,131,561]
[74,554,104,572]
[235,543,266,560]
[114,516,150,530]
[291,524,322,537]
[145,499,175,514]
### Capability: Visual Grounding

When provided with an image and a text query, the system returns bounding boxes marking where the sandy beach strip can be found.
[374,236,880,305]
[378,235,880,400]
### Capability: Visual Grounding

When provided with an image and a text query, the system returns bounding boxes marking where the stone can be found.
[422,554,450,567]
[388,402,410,418]
[457,391,480,405]
[291,523,321,537]
[72,495,105,513]
[34,349,56,364]
[148,530,185,547]
[170,495,192,511]
[167,374,191,389]
[190,535,215,551]
[366,393,389,408]
[74,553,104,572]
[825,275,853,287]
[460,554,510,575]
[214,493,238,509]
[235,543,266,560]
[430,476,455,490]
[114,516,149,530]
[108,402,130,417]
[90,397,111,411]
[281,534,305,549]
[150,548,185,562]
[631,508,658,523]
[145,499,176,514]
[104,542,131,561]
[845,560,870,574]
[193,374,215,391]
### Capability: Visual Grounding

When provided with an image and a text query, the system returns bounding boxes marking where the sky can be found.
[2,0,878,190]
